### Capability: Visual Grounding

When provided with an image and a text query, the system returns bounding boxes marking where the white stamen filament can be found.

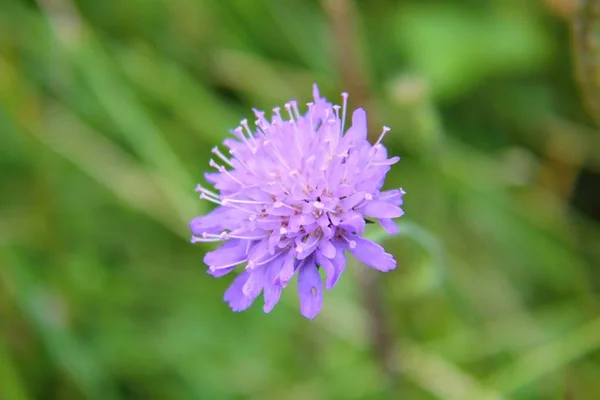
[341,92,348,136]
[272,107,282,123]
[191,237,219,243]
[229,149,257,175]
[285,103,295,122]
[254,250,284,267]
[340,233,357,249]
[264,141,291,170]
[333,105,341,124]
[307,102,315,134]
[273,201,297,211]
[208,258,248,270]
[199,193,255,214]
[240,119,255,139]
[221,197,266,206]
[199,192,223,206]
[254,122,268,138]
[211,146,234,167]
[374,126,391,147]
[190,235,222,243]
[285,103,304,156]
[201,231,228,240]
[209,159,245,186]
[195,184,219,198]
[233,127,257,153]
[291,119,304,156]
[296,233,322,255]
[291,100,300,119]
[226,232,270,240]
[253,108,268,126]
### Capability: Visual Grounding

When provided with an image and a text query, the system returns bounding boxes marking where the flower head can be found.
[190,84,404,319]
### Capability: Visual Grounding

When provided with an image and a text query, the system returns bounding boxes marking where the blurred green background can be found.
[2,0,600,398]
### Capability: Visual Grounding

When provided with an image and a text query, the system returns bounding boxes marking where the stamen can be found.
[284,102,304,156]
[240,119,255,140]
[233,127,256,153]
[197,190,221,203]
[264,141,291,170]
[209,159,245,186]
[199,191,256,214]
[293,122,305,156]
[246,248,281,269]
[226,232,270,240]
[290,100,300,119]
[295,233,322,257]
[190,235,222,243]
[202,231,228,240]
[272,107,282,123]
[253,250,284,267]
[199,192,223,206]
[254,122,268,137]
[229,149,257,175]
[285,103,295,122]
[333,105,341,123]
[211,146,234,167]
[274,201,297,211]
[207,258,247,270]
[341,92,348,136]
[195,184,219,198]
[252,108,268,126]
[307,102,315,134]
[340,233,357,249]
[221,197,266,206]
[374,126,391,147]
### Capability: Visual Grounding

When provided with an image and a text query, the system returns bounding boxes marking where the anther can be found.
[374,126,391,147]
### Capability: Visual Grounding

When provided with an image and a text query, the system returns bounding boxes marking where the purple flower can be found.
[190,84,404,319]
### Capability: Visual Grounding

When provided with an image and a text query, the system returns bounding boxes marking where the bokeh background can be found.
[2,0,600,399]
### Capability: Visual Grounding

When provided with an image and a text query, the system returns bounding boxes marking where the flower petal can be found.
[242,267,267,297]
[207,266,236,278]
[224,272,259,312]
[263,283,282,313]
[357,200,404,219]
[262,253,286,313]
[378,218,399,234]
[379,189,404,206]
[340,192,366,209]
[343,108,367,143]
[316,250,344,290]
[277,250,296,287]
[204,239,248,270]
[330,241,347,287]
[349,236,397,272]
[339,211,366,234]
[297,259,323,319]
[189,207,225,236]
[318,239,336,259]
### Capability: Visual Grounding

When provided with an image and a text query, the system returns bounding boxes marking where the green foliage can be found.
[1,0,600,399]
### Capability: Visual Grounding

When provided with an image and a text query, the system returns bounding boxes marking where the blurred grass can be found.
[2,0,600,399]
